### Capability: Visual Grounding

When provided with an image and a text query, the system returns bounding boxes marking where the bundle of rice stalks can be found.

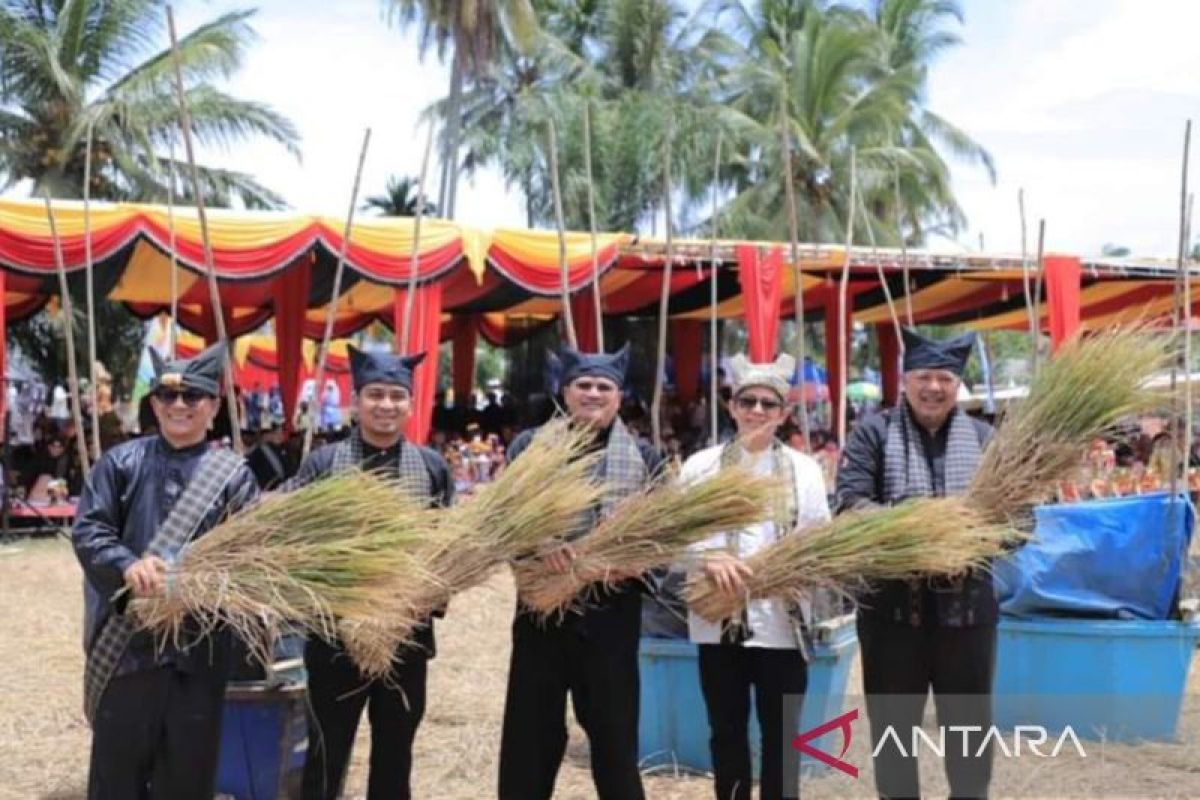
[686,497,1017,622]
[967,327,1171,523]
[135,469,438,663]
[341,417,606,678]
[687,326,1171,624]
[513,465,782,619]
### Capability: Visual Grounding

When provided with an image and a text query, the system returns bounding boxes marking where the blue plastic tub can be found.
[993,618,1200,742]
[216,677,308,799]
[638,615,859,774]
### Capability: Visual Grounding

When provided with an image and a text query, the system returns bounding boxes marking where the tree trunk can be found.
[443,52,465,219]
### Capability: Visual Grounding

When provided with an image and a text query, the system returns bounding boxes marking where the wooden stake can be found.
[547,118,577,349]
[894,168,913,326]
[82,117,100,459]
[583,102,605,352]
[1170,120,1192,498]
[651,127,674,450]
[304,127,372,460]
[1018,188,1037,363]
[1182,193,1194,491]
[836,149,857,449]
[166,136,180,359]
[43,196,91,476]
[780,105,811,449]
[1031,219,1046,376]
[709,131,722,447]
[400,120,436,353]
[166,6,241,452]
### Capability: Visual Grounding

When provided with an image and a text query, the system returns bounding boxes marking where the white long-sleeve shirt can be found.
[681,443,831,650]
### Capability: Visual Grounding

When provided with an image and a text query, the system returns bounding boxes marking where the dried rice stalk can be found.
[687,326,1172,624]
[135,470,438,663]
[341,417,606,677]
[513,466,782,619]
[687,497,1015,623]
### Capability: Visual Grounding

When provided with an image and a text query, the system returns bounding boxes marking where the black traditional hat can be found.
[901,328,976,376]
[557,343,631,388]
[149,342,226,396]
[348,345,425,392]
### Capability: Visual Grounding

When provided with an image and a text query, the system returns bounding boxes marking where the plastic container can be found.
[638,614,859,774]
[993,618,1200,742]
[215,662,308,800]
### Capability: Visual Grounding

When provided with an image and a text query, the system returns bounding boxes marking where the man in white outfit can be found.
[682,353,831,800]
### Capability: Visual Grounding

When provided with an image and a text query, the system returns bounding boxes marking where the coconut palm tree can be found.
[361,174,438,217]
[385,0,538,218]
[0,0,301,207]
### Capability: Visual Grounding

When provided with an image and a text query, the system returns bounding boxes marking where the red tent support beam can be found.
[736,244,785,361]
[453,315,478,403]
[273,262,310,433]
[825,293,854,436]
[1044,254,1082,351]
[394,283,443,444]
[570,291,599,353]
[671,319,702,406]
[877,322,901,408]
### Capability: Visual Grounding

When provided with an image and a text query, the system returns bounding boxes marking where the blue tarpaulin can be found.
[995,492,1193,620]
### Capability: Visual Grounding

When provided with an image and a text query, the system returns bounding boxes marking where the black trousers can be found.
[87,665,228,800]
[857,618,997,800]
[301,638,428,800]
[498,614,645,800]
[698,645,807,800]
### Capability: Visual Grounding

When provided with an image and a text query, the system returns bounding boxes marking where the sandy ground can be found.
[4,536,1200,799]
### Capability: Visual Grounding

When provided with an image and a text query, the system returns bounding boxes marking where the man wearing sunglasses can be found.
[286,345,452,800]
[73,342,259,799]
[835,328,995,799]
[499,343,664,800]
[682,352,831,800]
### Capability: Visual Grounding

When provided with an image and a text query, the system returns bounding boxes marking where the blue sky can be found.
[11,0,1200,258]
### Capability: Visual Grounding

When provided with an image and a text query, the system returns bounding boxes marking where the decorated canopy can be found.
[3,197,1198,441]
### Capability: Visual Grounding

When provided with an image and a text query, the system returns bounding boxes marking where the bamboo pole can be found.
[546,118,577,349]
[82,117,100,459]
[166,137,179,359]
[1182,193,1194,489]
[894,169,913,326]
[1018,188,1037,362]
[43,196,91,476]
[779,107,811,449]
[400,120,436,353]
[303,127,372,460]
[1169,121,1192,498]
[709,131,722,447]
[836,149,857,449]
[854,174,903,348]
[583,102,605,352]
[166,6,241,451]
[651,128,674,450]
[1031,219,1046,376]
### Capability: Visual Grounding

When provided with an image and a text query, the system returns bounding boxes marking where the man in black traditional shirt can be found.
[290,346,452,800]
[73,343,259,800]
[498,344,664,800]
[835,328,996,799]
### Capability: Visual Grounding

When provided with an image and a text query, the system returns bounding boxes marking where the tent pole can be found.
[547,118,576,349]
[651,128,674,451]
[836,149,857,450]
[780,91,811,450]
[709,131,722,447]
[82,117,101,459]
[584,102,605,352]
[304,128,371,460]
[166,6,241,452]
[400,120,436,354]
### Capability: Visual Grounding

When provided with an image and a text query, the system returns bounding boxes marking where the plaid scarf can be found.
[884,403,981,502]
[330,427,432,503]
[83,446,243,726]
[563,417,648,541]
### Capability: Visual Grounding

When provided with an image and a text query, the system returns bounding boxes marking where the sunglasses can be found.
[735,395,784,412]
[153,389,209,407]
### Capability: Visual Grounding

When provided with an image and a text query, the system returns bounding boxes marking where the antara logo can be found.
[791,709,1087,780]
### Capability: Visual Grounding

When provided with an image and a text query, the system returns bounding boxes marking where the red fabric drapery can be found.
[453,316,478,401]
[1044,254,1082,352]
[736,245,784,361]
[570,292,600,353]
[877,323,901,408]
[825,294,853,438]
[671,319,702,405]
[394,284,443,444]
[273,262,310,433]
[0,270,6,436]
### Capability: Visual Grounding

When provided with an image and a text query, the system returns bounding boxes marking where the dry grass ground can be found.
[3,536,1200,799]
